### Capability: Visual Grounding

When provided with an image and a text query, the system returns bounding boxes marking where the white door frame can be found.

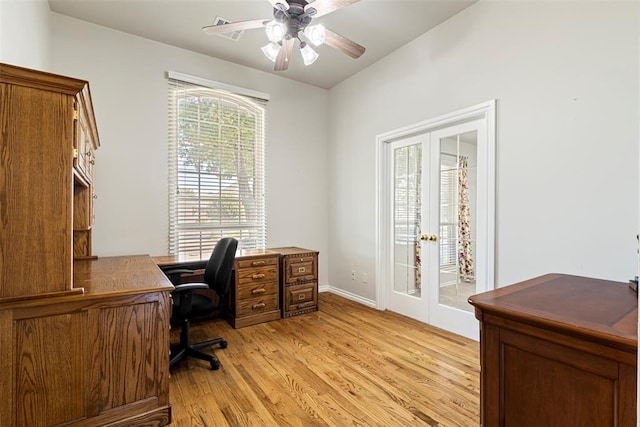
[375,100,497,327]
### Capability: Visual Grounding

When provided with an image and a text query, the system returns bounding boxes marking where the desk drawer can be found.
[237,280,278,300]
[283,253,317,284]
[236,256,278,270]
[236,265,278,286]
[236,293,279,317]
[282,282,318,317]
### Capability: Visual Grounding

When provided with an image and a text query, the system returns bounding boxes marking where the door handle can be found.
[420,234,438,241]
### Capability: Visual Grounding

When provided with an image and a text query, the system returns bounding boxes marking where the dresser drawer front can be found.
[236,294,279,317]
[237,280,278,300]
[236,256,278,270]
[284,254,317,284]
[284,282,317,312]
[237,265,278,286]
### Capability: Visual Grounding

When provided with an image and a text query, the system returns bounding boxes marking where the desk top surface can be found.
[153,248,280,268]
[74,255,174,296]
[468,273,638,350]
[153,247,317,268]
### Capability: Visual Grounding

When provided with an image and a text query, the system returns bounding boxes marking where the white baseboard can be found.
[319,285,378,309]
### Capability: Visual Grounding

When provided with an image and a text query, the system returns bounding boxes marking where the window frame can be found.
[167,77,267,258]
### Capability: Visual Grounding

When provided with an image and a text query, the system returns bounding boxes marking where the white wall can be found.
[0,0,52,70]
[50,14,330,286]
[328,1,639,301]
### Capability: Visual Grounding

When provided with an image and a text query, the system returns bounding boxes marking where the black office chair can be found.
[165,237,238,370]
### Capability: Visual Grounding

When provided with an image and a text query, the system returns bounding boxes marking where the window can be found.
[168,75,267,258]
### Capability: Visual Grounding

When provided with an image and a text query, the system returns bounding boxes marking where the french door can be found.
[387,118,491,340]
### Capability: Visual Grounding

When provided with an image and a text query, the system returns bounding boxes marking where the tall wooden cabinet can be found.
[0,63,173,426]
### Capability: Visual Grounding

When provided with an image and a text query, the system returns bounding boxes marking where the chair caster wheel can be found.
[220,340,228,349]
[210,360,220,370]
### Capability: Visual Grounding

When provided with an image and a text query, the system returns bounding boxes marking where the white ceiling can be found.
[48,0,476,89]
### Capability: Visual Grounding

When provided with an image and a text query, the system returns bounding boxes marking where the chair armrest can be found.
[172,283,208,294]
[163,268,195,285]
[163,268,194,276]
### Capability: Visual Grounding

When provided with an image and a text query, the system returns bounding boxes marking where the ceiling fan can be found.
[202,0,365,71]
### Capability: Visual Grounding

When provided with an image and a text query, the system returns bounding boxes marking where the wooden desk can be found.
[0,255,174,426]
[468,274,637,427]
[155,249,282,328]
[154,247,320,327]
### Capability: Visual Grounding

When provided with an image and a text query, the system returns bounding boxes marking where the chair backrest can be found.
[204,237,238,298]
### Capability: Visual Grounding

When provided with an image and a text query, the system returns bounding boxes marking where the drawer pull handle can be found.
[252,288,266,294]
[252,303,266,309]
[252,260,266,266]
[298,302,315,308]
[298,267,306,273]
[252,273,265,280]
[298,294,306,300]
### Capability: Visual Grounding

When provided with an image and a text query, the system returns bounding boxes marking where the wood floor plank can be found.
[169,293,480,426]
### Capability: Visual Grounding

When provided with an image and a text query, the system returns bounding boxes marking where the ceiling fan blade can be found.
[202,19,267,35]
[274,38,295,71]
[324,29,365,59]
[267,0,289,11]
[305,0,361,18]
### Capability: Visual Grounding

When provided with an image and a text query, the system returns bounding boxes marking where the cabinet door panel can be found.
[0,84,73,298]
[15,312,85,426]
[503,345,615,426]
[501,329,619,427]
[96,301,160,411]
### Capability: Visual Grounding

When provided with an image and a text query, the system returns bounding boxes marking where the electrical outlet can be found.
[362,273,368,284]
[351,269,356,280]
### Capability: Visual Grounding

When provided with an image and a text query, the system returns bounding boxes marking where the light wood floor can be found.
[169,292,480,426]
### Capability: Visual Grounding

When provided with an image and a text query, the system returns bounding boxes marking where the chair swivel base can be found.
[170,341,226,370]
[170,318,228,370]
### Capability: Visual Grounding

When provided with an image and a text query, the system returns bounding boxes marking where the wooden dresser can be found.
[270,247,319,318]
[0,64,173,426]
[468,274,637,427]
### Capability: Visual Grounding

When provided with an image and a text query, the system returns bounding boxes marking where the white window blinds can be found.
[440,154,457,268]
[167,76,267,258]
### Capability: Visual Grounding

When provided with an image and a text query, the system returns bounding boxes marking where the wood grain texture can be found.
[5,290,172,427]
[15,312,85,425]
[170,292,480,426]
[99,302,157,409]
[0,309,15,425]
[469,273,637,349]
[74,255,175,295]
[274,247,319,317]
[227,254,281,328]
[469,274,638,426]
[0,82,73,298]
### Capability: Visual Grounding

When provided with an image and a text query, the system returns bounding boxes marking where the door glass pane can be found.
[393,143,421,297]
[438,131,477,312]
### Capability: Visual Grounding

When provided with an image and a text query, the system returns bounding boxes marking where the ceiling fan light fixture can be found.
[261,42,281,62]
[304,24,326,46]
[265,20,286,42]
[300,42,319,66]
